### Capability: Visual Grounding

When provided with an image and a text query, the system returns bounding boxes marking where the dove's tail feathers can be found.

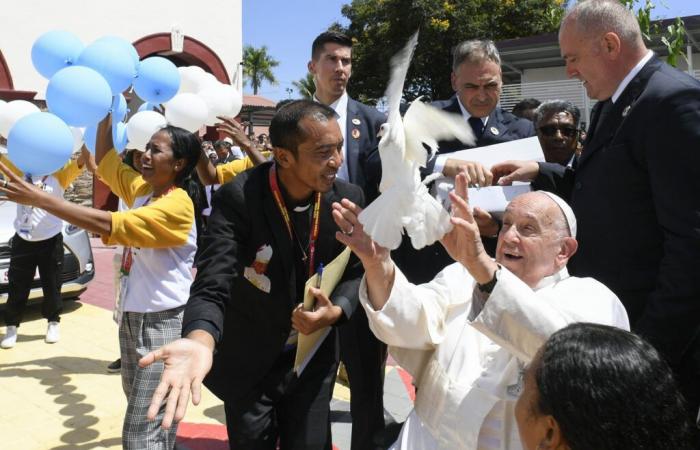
[358,190,407,250]
[405,186,453,249]
[422,172,443,186]
[403,101,477,166]
[384,30,419,124]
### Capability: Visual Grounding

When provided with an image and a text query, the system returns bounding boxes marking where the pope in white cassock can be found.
[332,173,630,450]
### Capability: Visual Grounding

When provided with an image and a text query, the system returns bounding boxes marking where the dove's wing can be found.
[404,183,453,249]
[384,30,419,127]
[403,100,476,167]
[376,30,419,192]
[358,186,411,250]
[362,30,421,247]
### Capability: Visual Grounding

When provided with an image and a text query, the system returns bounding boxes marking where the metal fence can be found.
[501,69,700,128]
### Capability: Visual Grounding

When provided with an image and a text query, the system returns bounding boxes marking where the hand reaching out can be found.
[138,335,214,429]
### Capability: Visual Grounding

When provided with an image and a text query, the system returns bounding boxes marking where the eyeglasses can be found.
[538,125,578,138]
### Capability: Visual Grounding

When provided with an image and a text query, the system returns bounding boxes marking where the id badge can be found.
[18,206,32,235]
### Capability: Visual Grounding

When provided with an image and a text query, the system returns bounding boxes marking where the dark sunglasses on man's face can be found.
[539,125,578,138]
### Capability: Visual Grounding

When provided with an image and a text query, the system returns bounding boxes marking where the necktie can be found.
[468,116,484,140]
[590,99,612,140]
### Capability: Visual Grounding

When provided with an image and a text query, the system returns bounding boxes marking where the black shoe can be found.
[107,358,121,373]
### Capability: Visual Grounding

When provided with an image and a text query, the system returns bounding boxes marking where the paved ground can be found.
[0,239,413,449]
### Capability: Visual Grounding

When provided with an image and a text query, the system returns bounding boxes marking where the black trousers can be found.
[339,306,388,450]
[4,233,63,327]
[224,331,338,450]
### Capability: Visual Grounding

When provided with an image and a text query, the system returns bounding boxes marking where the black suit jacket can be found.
[183,162,365,402]
[345,97,386,201]
[535,56,700,366]
[424,95,535,173]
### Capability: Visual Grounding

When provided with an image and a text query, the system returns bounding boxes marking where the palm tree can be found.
[242,45,279,95]
[292,73,316,99]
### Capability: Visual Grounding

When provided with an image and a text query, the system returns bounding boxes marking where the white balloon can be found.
[70,126,84,153]
[198,84,244,126]
[221,84,243,117]
[177,66,206,94]
[194,72,219,93]
[126,110,167,150]
[164,93,209,133]
[198,84,229,126]
[0,100,41,138]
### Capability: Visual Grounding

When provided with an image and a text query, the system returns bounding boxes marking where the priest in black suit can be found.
[308,30,389,450]
[493,1,700,434]
[140,100,364,450]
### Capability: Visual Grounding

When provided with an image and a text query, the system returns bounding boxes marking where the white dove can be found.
[358,31,475,250]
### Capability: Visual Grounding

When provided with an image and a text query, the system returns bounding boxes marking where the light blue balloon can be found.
[112,94,128,122]
[83,124,97,154]
[78,41,136,95]
[134,57,180,104]
[7,112,74,177]
[113,122,128,152]
[31,30,84,79]
[94,36,140,67]
[46,66,112,127]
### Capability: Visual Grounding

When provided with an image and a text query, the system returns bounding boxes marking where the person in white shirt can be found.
[331,172,629,449]
[1,148,91,348]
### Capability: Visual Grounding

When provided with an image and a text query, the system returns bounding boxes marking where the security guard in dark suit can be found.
[493,2,700,440]
[395,40,535,285]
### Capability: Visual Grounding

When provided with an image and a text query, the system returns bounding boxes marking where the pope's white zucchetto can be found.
[537,191,577,238]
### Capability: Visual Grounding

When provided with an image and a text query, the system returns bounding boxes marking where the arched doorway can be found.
[0,50,37,101]
[133,33,230,84]
[94,33,233,212]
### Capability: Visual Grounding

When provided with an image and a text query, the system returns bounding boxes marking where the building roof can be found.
[243,94,276,108]
[496,14,700,82]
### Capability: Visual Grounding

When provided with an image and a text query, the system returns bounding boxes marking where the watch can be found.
[477,268,499,294]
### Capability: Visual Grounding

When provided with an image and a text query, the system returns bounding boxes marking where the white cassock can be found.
[359,263,630,450]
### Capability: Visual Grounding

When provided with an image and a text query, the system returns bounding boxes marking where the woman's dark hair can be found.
[161,125,205,226]
[532,323,694,450]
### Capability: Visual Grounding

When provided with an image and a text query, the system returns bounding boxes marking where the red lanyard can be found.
[269,164,321,277]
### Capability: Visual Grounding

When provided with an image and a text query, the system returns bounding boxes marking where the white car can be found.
[0,199,95,307]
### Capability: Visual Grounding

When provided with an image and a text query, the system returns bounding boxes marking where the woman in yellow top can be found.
[0,148,91,349]
[196,115,270,186]
[0,118,201,450]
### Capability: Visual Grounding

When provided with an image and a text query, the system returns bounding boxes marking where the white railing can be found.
[501,69,700,127]
[501,79,594,126]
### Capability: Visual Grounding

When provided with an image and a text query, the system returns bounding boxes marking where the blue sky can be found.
[243,0,700,101]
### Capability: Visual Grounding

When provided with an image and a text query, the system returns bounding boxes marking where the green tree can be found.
[292,72,316,99]
[242,45,279,95]
[333,0,569,104]
[620,0,687,67]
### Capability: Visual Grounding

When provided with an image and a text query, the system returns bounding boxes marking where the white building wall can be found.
[0,0,242,98]
[522,51,700,83]
[522,66,567,83]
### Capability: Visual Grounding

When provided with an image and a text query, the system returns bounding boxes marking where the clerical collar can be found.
[276,171,314,211]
